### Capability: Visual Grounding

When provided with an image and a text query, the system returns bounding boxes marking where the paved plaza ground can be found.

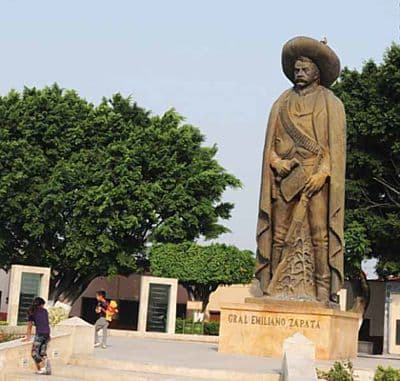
[95,336,280,374]
[95,336,400,374]
[5,335,400,380]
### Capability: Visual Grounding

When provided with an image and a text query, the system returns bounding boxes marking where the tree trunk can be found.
[49,270,97,306]
[359,270,370,314]
[181,283,219,313]
[350,270,370,317]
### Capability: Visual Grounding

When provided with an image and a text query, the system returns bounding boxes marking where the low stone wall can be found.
[0,317,94,380]
[0,332,71,380]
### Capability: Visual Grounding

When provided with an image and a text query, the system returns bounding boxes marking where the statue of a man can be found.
[256,36,346,305]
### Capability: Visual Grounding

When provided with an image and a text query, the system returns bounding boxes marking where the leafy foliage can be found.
[0,85,240,303]
[0,330,21,343]
[333,44,400,277]
[203,320,220,336]
[175,318,220,336]
[374,366,400,381]
[317,361,355,381]
[48,307,69,326]
[344,221,372,277]
[150,242,255,311]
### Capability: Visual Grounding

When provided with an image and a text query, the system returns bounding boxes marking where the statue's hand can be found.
[304,172,327,196]
[272,159,294,178]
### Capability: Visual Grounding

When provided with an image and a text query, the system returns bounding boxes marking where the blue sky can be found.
[0,0,398,253]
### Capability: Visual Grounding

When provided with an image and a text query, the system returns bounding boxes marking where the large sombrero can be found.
[282,36,341,87]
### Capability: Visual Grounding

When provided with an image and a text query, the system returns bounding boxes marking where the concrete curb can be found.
[109,329,219,344]
[69,355,280,381]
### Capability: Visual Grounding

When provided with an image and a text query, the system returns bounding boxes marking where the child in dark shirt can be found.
[23,297,51,375]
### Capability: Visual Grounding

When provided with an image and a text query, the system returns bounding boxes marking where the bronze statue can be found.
[256,36,346,305]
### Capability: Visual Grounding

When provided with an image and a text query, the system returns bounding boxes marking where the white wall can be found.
[0,269,10,313]
[207,280,263,314]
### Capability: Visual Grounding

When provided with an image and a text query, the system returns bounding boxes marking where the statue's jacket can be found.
[256,85,346,294]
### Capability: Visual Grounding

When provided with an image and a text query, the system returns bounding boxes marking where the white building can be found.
[0,269,10,320]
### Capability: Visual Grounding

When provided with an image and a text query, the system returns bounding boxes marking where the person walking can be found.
[94,290,109,349]
[23,297,51,375]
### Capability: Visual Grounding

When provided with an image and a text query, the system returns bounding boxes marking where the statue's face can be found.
[294,59,320,88]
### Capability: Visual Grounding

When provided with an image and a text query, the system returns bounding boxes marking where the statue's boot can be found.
[271,245,283,274]
[265,246,284,296]
[255,256,271,295]
[315,275,330,304]
[256,245,284,295]
[314,245,330,304]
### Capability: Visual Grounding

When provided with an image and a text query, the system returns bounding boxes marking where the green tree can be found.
[333,44,400,278]
[344,221,372,278]
[0,85,240,304]
[344,221,372,313]
[150,242,255,312]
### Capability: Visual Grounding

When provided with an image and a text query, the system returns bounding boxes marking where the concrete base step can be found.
[69,356,280,381]
[54,365,209,381]
[4,372,82,381]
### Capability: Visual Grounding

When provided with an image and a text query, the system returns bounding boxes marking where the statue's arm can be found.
[308,92,346,196]
[326,92,346,174]
[266,91,293,177]
[304,93,332,195]
[316,91,337,179]
[269,132,294,177]
[317,129,330,178]
[270,149,281,168]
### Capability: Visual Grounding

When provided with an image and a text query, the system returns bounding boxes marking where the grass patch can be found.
[0,330,22,343]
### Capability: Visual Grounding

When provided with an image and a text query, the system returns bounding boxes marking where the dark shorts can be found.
[31,335,50,364]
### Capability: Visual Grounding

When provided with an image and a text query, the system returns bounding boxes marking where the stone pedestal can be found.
[282,333,317,381]
[55,317,94,356]
[218,299,361,360]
